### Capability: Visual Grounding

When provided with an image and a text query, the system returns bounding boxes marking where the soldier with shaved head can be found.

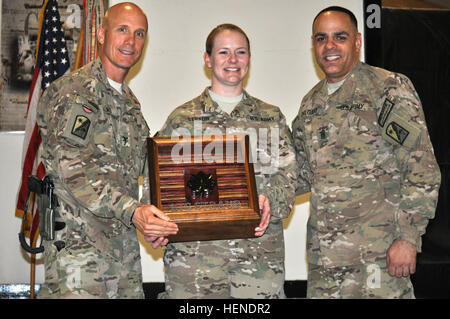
[36,2,178,298]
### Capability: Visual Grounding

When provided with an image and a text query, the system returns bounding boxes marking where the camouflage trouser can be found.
[159,229,286,299]
[307,261,415,299]
[37,236,144,299]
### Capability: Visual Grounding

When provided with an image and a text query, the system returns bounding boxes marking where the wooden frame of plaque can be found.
[147,134,260,242]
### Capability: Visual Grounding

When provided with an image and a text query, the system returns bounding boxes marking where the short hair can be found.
[205,23,250,56]
[313,6,358,31]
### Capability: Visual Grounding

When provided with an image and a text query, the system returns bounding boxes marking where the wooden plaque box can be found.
[147,134,260,242]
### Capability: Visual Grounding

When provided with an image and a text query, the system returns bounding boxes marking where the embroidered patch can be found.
[71,115,91,140]
[301,107,320,117]
[82,105,93,113]
[188,116,212,121]
[121,133,130,146]
[378,96,395,127]
[336,103,367,111]
[247,115,275,122]
[386,121,409,145]
[318,126,329,147]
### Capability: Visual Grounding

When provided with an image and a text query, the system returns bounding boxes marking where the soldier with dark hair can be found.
[36,2,178,298]
[292,6,441,298]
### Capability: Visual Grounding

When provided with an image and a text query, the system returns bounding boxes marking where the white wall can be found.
[0,0,364,284]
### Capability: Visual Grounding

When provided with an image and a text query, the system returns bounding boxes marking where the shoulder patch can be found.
[378,96,395,127]
[71,115,91,140]
[379,98,420,150]
[62,103,97,146]
[386,121,409,145]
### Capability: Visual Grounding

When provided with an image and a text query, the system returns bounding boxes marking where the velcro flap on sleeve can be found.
[61,103,98,146]
[381,111,420,150]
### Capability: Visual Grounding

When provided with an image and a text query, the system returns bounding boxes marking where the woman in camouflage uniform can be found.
[156,24,298,299]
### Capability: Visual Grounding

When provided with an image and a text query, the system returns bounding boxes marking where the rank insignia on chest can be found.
[318,126,329,147]
[71,115,91,140]
[386,121,409,145]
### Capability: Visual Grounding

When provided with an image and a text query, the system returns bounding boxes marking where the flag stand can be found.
[30,253,36,299]
[28,192,39,299]
[29,226,41,299]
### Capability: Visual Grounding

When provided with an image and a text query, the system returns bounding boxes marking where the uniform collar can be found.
[199,87,258,116]
[319,60,363,102]
[91,58,140,108]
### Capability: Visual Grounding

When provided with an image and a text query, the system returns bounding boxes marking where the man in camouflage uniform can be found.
[157,24,297,298]
[292,6,441,298]
[36,2,178,298]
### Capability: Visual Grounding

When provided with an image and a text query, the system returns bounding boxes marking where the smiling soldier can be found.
[292,6,440,298]
[36,2,178,298]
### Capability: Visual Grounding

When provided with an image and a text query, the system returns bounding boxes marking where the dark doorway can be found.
[365,1,450,298]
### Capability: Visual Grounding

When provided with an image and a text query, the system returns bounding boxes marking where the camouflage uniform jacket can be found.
[37,58,150,262]
[292,61,441,268]
[158,88,297,256]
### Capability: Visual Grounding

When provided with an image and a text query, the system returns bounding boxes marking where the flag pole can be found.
[30,231,40,299]
[29,192,39,299]
[30,253,36,299]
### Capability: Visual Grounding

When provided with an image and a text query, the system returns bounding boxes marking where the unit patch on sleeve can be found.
[385,121,409,145]
[71,115,91,139]
[379,100,420,150]
[62,103,97,146]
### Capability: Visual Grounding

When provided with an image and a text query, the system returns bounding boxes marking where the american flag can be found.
[40,1,70,89]
[16,0,70,247]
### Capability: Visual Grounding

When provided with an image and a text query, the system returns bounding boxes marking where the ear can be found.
[203,52,211,68]
[97,27,105,46]
[355,32,362,53]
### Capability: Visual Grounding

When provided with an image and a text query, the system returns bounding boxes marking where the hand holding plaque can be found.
[255,194,271,237]
[132,204,179,240]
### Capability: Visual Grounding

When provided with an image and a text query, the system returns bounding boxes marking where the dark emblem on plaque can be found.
[188,171,216,198]
[185,168,219,204]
